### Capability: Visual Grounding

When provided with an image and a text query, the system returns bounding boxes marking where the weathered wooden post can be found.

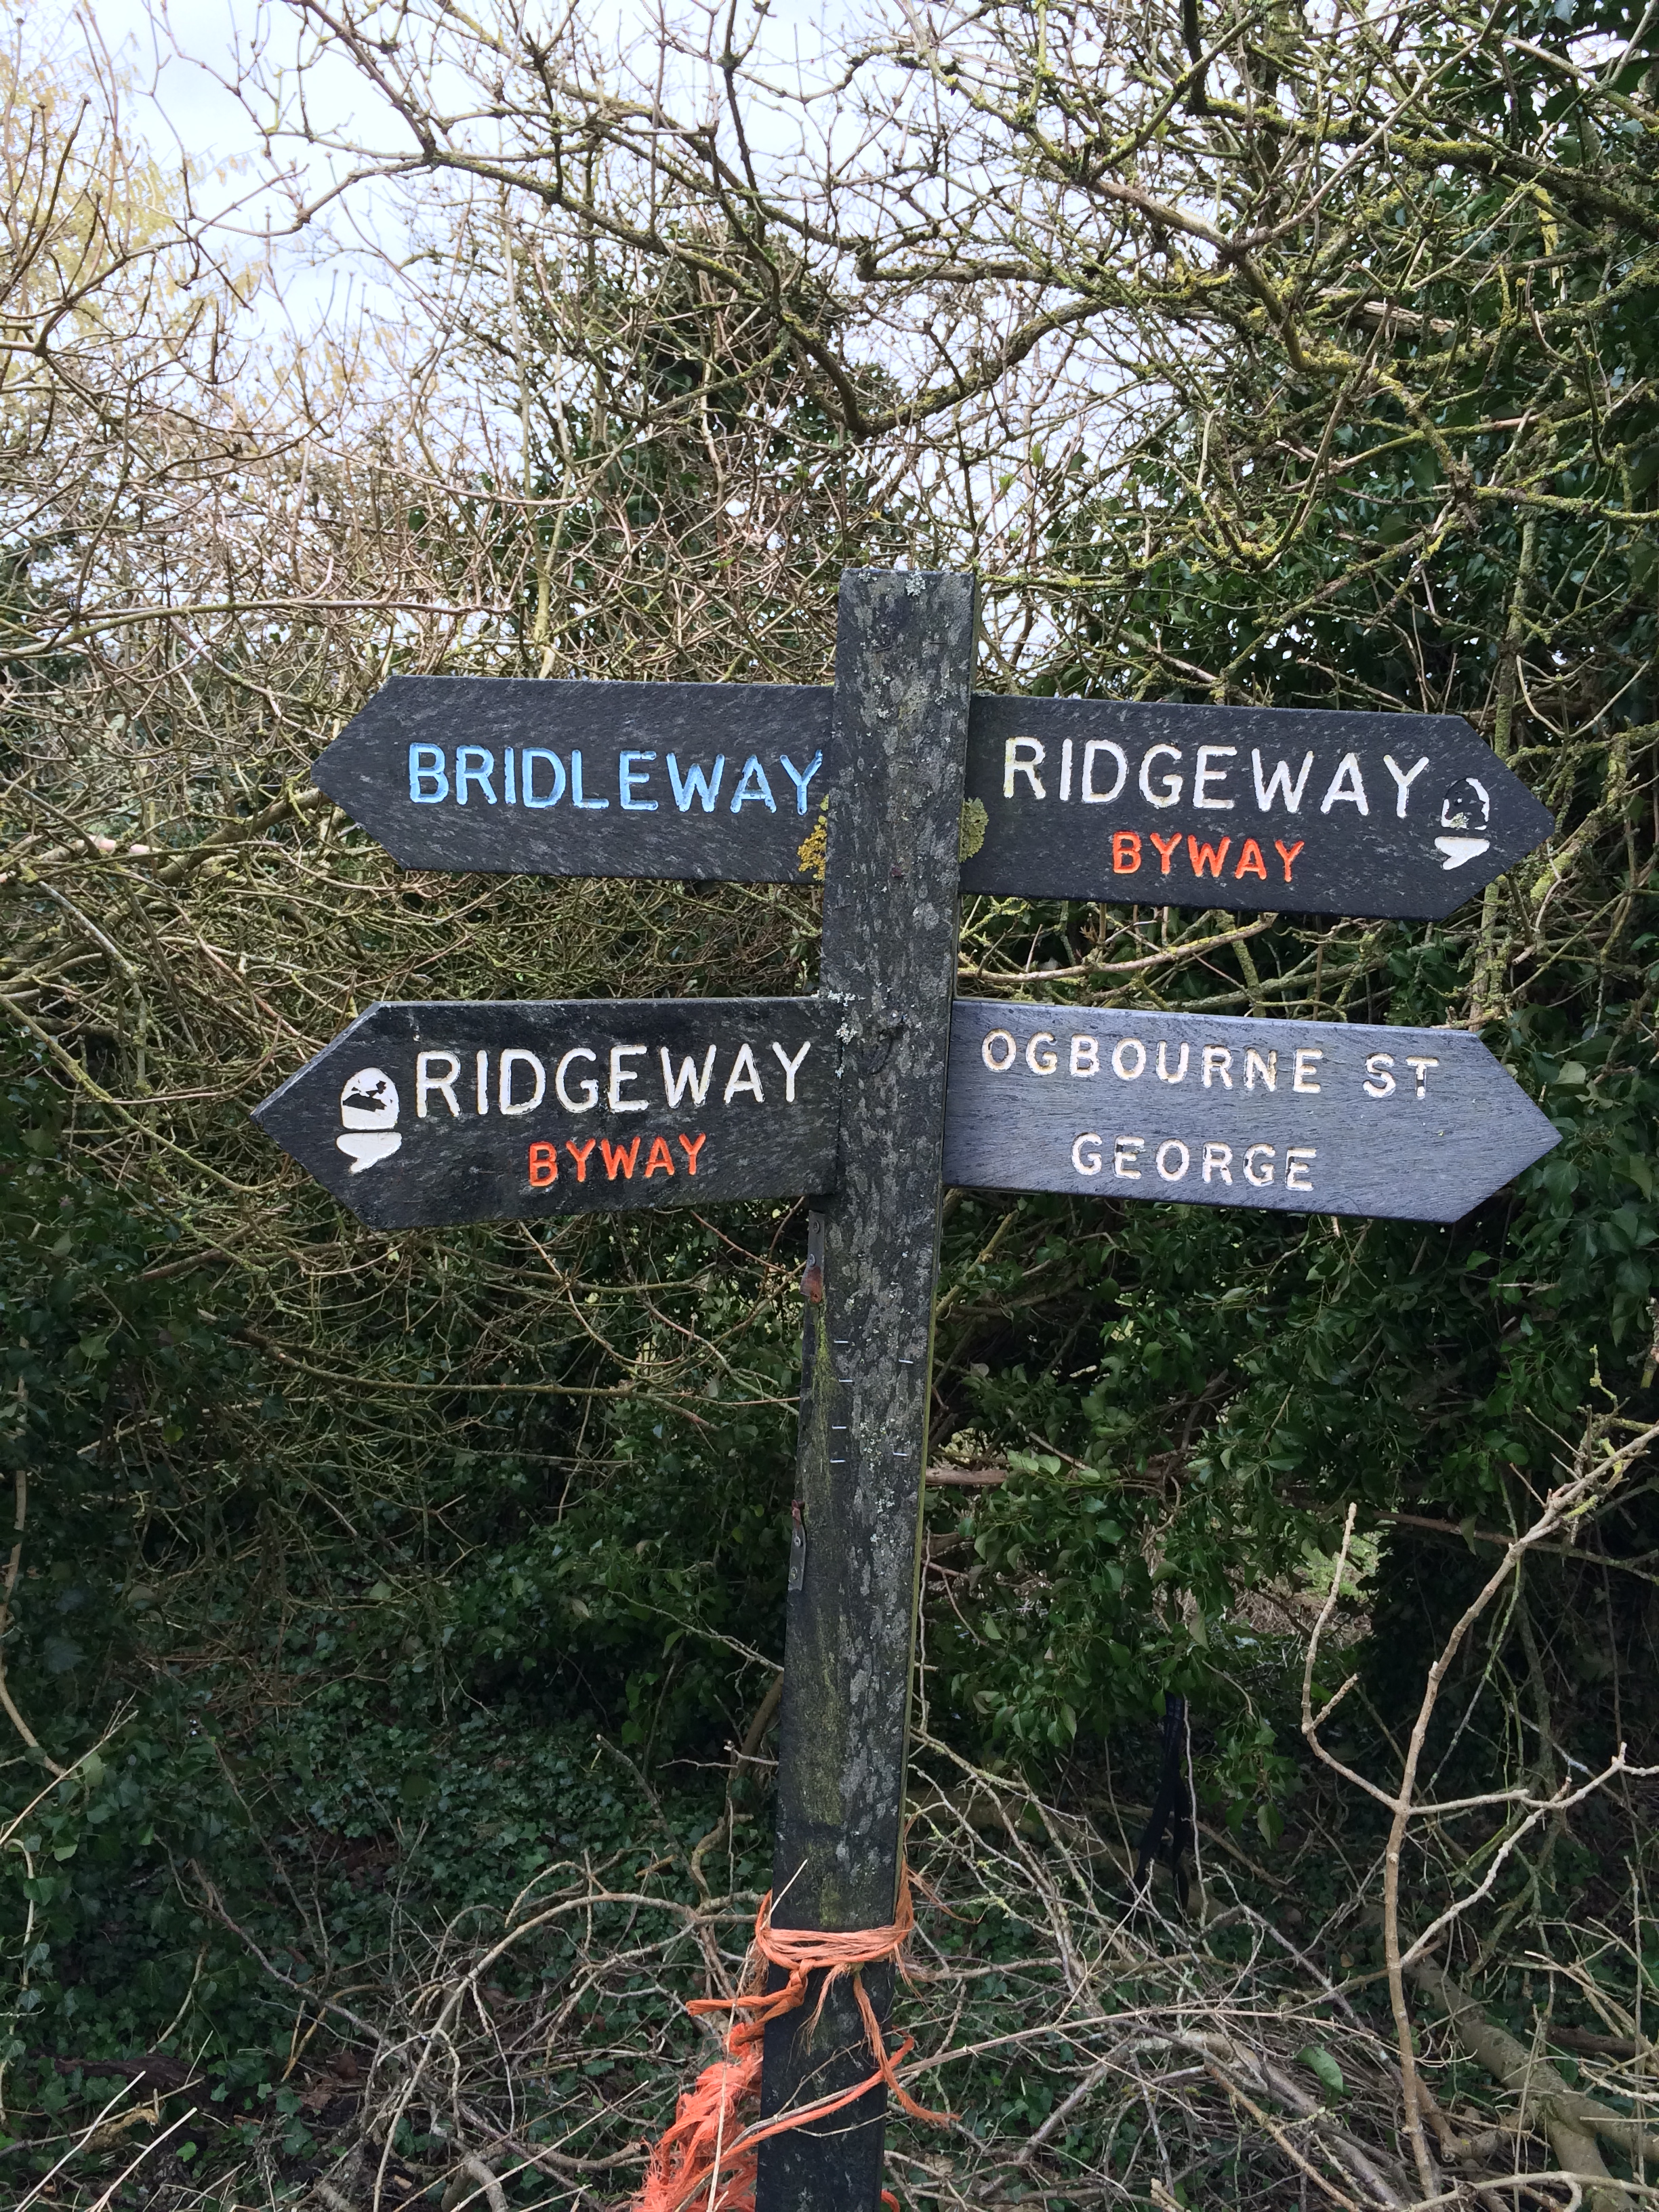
[756,571,975,2212]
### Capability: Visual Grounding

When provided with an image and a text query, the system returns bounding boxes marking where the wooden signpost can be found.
[754,575,972,2210]
[258,571,1559,2212]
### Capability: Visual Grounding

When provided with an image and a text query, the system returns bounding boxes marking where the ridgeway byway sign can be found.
[313,677,1553,921]
[256,995,1558,1229]
[254,999,839,1229]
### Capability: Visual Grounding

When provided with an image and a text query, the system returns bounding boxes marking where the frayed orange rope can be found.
[630,1865,953,2212]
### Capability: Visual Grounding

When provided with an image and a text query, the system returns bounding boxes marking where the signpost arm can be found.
[756,571,975,2212]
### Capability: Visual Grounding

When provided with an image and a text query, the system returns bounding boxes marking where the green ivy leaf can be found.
[1297,2045,1345,2098]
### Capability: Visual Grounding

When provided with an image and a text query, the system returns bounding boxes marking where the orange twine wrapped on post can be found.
[631,1866,952,2212]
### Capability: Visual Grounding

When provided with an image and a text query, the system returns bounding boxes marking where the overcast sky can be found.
[62,0,875,386]
[73,0,401,333]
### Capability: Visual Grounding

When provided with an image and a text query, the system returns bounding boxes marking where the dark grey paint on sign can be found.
[312,678,1550,920]
[312,675,835,882]
[942,998,1559,1223]
[960,697,1555,920]
[253,999,839,1229]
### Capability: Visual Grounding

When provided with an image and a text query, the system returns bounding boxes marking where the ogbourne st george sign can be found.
[943,1000,1559,1224]
[314,678,1551,920]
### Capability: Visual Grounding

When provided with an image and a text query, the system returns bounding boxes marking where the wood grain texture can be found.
[756,573,975,2212]
[314,676,835,882]
[253,1000,838,1227]
[943,999,1559,1223]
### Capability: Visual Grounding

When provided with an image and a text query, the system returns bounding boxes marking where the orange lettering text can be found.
[643,1136,676,1178]
[1274,838,1305,884]
[1112,830,1142,874]
[1233,838,1267,880]
[1187,835,1231,879]
[600,1136,641,1181]
[565,1139,596,1183]
[1149,832,1183,875]
[528,1141,558,1187]
[678,1132,708,1175]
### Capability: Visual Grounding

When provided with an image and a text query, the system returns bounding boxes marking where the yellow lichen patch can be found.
[797,803,829,881]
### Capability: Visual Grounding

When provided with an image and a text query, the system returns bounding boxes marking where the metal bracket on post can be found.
[756,570,976,2212]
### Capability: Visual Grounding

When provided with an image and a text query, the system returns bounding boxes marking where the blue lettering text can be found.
[409,745,449,804]
[523,749,565,808]
[779,751,823,814]
[619,751,658,811]
[668,754,724,812]
[571,750,609,810]
[731,756,777,813]
[456,747,497,805]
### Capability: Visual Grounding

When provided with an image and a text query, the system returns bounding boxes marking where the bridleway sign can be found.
[258,573,1561,2212]
[312,676,1550,921]
[313,676,831,886]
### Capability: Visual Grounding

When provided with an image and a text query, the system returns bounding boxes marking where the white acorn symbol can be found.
[1435,774,1492,872]
[336,1067,403,1173]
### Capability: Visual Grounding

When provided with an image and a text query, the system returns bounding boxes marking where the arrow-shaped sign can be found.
[253,998,840,1229]
[312,680,1551,922]
[312,677,831,886]
[958,698,1553,922]
[942,999,1559,1223]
